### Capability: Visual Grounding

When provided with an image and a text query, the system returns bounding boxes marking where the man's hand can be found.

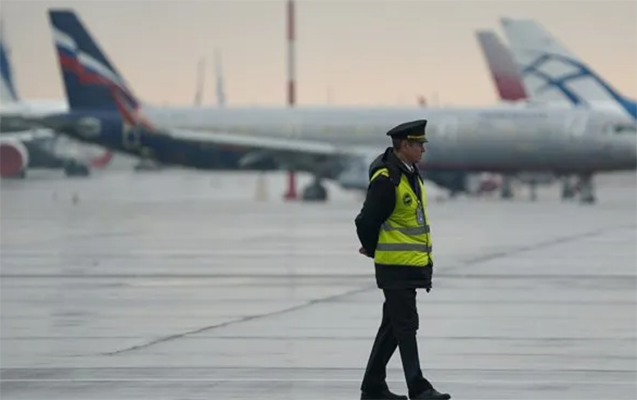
[426,262,433,293]
[358,247,371,257]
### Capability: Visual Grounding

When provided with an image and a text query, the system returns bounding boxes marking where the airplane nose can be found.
[628,138,637,166]
[611,136,637,169]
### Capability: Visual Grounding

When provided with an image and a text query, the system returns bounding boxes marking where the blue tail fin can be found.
[0,23,19,103]
[48,9,140,112]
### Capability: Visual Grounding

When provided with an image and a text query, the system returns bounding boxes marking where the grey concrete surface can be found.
[1,170,636,399]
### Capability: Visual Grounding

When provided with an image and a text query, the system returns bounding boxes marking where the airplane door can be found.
[122,124,142,150]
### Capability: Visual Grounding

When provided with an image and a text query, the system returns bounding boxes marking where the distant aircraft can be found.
[0,29,110,178]
[0,21,66,131]
[499,17,636,132]
[37,9,637,204]
[476,29,579,199]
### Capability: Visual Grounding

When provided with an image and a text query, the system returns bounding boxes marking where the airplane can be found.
[475,29,579,200]
[0,31,111,178]
[0,21,67,131]
[37,9,637,204]
[499,17,637,132]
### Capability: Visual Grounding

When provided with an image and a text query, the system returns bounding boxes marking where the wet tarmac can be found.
[1,170,636,399]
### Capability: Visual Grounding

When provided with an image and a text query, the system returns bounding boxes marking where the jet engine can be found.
[0,140,29,178]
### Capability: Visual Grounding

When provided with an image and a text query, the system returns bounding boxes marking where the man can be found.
[355,119,451,400]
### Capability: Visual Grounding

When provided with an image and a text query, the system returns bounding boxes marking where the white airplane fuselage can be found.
[138,104,636,174]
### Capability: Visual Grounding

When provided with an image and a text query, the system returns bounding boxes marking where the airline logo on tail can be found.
[50,10,155,130]
[519,52,587,105]
[519,51,637,120]
[500,17,636,121]
[54,28,138,108]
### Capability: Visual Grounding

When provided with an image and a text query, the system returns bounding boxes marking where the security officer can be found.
[355,120,451,400]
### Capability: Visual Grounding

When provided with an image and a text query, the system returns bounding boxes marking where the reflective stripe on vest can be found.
[371,167,432,267]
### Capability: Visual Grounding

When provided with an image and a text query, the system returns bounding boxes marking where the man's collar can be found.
[402,160,414,172]
[393,151,411,167]
[387,149,415,174]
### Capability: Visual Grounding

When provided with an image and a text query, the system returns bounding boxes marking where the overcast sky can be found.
[2,0,636,107]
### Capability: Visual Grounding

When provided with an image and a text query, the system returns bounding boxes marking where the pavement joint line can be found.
[96,222,634,356]
[101,284,376,356]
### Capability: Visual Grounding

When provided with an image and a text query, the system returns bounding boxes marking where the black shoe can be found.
[361,388,408,400]
[409,387,451,400]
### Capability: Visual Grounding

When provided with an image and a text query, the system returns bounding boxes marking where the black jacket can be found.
[354,147,433,290]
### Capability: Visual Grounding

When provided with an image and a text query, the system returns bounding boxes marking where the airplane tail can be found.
[0,23,20,104]
[48,9,155,130]
[500,17,636,120]
[193,57,205,106]
[475,29,527,102]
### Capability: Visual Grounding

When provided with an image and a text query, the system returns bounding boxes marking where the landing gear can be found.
[500,175,514,199]
[134,159,161,171]
[560,176,576,200]
[301,176,328,202]
[529,181,538,202]
[577,174,596,204]
[64,161,90,177]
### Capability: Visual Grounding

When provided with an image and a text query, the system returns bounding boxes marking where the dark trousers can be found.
[361,288,432,397]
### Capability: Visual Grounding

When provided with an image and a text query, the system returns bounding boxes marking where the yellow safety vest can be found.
[371,167,433,267]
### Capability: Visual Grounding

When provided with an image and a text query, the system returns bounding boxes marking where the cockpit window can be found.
[603,123,636,135]
[615,125,637,134]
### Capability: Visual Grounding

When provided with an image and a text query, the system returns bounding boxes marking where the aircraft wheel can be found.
[64,162,91,177]
[4,169,27,179]
[302,180,328,202]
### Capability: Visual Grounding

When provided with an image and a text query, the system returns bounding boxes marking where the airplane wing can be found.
[165,127,378,178]
[0,115,37,133]
[171,128,339,156]
[0,129,55,143]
